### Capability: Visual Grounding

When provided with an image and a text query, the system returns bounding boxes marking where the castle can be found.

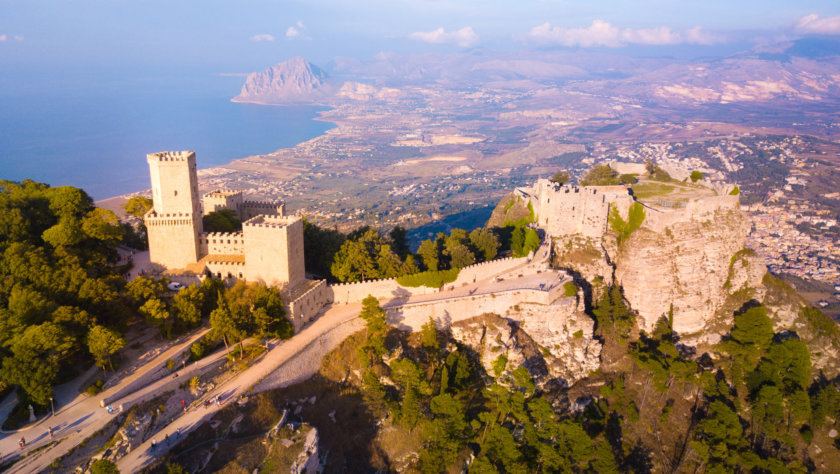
[144,150,306,288]
[516,179,635,239]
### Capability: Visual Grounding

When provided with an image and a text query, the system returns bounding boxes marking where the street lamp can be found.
[49,396,54,417]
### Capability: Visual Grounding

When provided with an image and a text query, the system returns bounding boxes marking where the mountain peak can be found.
[232,57,335,105]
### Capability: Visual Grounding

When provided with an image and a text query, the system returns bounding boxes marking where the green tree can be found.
[41,217,84,247]
[172,285,203,329]
[122,196,153,219]
[90,458,120,474]
[202,208,242,232]
[469,227,500,262]
[690,170,704,182]
[0,322,76,405]
[417,238,441,271]
[549,171,571,185]
[81,208,123,243]
[357,296,388,367]
[139,298,172,338]
[126,276,169,305]
[209,300,242,354]
[580,164,618,186]
[389,225,410,259]
[618,173,637,184]
[87,324,125,371]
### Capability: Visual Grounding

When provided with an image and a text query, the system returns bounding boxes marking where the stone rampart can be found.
[240,200,285,220]
[199,231,245,255]
[205,259,245,279]
[643,195,740,232]
[385,284,569,331]
[452,256,529,286]
[287,280,330,331]
[327,278,438,305]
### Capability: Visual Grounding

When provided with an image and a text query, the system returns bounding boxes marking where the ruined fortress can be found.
[517,176,754,338]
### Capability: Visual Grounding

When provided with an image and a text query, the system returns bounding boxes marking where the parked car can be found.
[168,281,184,291]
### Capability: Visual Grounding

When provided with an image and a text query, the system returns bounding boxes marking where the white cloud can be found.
[286,21,310,40]
[409,26,479,47]
[250,33,275,42]
[794,14,840,35]
[522,21,724,47]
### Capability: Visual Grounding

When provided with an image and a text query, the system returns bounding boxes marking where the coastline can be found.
[95,103,338,214]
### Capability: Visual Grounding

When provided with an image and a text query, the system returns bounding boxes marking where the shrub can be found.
[573,330,584,339]
[564,281,578,297]
[396,268,460,288]
[166,359,175,371]
[729,186,740,195]
[90,459,119,474]
[190,339,206,361]
[618,173,637,185]
[85,379,105,396]
[690,170,704,182]
[189,376,200,389]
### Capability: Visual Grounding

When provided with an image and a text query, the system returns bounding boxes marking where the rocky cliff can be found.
[612,205,759,338]
[233,57,337,104]
[449,293,600,389]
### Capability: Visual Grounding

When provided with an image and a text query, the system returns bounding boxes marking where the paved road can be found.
[1,328,211,472]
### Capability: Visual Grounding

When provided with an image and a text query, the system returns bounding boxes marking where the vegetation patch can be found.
[609,202,646,245]
[397,268,460,288]
[631,182,675,199]
[563,281,578,297]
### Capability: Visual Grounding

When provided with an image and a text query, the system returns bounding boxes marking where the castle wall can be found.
[145,214,201,269]
[385,285,568,331]
[287,280,330,331]
[198,232,245,255]
[452,256,529,286]
[239,201,285,221]
[205,259,245,279]
[643,195,740,233]
[203,191,243,216]
[531,180,633,239]
[327,279,438,305]
[243,216,305,287]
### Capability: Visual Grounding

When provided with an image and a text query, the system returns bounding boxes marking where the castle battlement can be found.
[201,232,244,240]
[145,211,196,219]
[243,215,299,228]
[240,200,283,208]
[204,189,240,198]
[146,151,195,162]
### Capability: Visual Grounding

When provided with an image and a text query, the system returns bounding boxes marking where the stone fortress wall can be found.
[243,215,305,287]
[199,232,245,255]
[643,194,740,233]
[517,179,634,239]
[385,276,570,331]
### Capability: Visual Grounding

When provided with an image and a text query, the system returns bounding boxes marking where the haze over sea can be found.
[0,69,333,200]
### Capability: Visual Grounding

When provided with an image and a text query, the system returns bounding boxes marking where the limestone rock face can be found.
[613,207,752,335]
[233,57,337,104]
[507,300,601,386]
[449,297,600,388]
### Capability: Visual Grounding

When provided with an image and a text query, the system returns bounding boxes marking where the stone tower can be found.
[145,151,203,269]
[243,215,305,287]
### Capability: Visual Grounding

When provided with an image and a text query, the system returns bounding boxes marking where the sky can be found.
[1,0,839,74]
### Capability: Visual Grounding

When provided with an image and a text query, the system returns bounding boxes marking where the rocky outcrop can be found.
[612,205,758,337]
[233,57,337,104]
[449,294,600,388]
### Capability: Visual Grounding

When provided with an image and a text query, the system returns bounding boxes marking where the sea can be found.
[0,70,334,200]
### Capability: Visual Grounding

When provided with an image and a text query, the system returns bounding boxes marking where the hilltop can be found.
[232,57,338,105]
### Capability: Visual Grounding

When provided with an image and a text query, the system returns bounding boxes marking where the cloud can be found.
[286,21,310,40]
[794,14,840,35]
[409,26,479,48]
[522,21,724,47]
[250,34,275,42]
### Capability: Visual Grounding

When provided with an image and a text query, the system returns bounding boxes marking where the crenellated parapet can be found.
[146,150,195,162]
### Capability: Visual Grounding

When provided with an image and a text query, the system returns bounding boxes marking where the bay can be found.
[0,71,333,200]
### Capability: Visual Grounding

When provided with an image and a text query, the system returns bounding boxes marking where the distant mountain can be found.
[232,57,338,105]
